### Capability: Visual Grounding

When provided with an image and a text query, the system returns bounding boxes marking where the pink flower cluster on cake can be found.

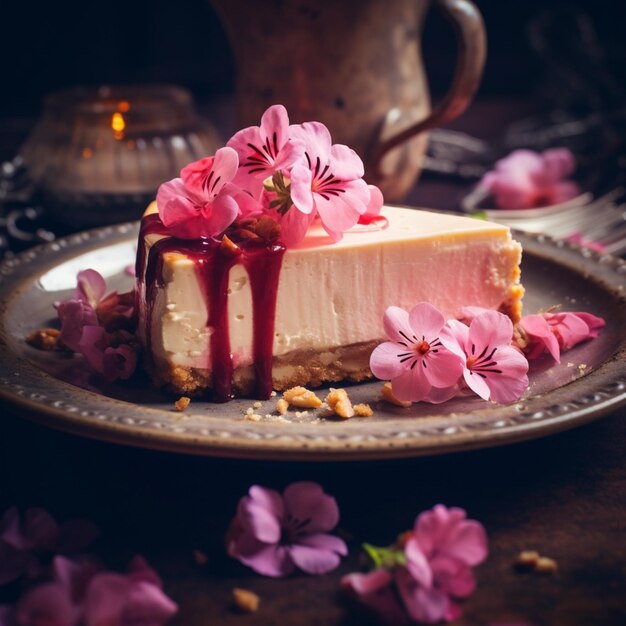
[342,504,488,624]
[157,105,383,245]
[479,148,580,210]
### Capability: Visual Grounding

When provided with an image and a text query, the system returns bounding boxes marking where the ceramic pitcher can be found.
[210,0,486,201]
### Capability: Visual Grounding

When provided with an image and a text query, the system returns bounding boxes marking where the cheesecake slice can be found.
[136,204,523,400]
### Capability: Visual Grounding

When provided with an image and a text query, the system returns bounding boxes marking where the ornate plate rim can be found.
[0,217,625,461]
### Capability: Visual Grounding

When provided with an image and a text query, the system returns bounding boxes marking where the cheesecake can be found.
[135,204,523,400]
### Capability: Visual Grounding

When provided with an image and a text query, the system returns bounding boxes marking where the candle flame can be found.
[112,112,126,139]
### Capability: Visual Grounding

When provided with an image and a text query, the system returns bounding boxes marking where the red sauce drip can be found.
[356,214,389,231]
[138,215,285,401]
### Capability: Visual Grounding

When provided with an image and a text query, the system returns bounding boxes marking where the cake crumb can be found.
[354,403,374,417]
[232,587,260,613]
[381,382,412,408]
[270,390,277,397]
[295,410,309,418]
[535,556,558,574]
[515,550,540,569]
[174,396,191,412]
[325,388,355,419]
[26,328,61,351]
[567,362,575,368]
[276,398,289,415]
[578,363,588,371]
[244,412,262,422]
[192,549,208,566]
[253,401,262,409]
[282,386,322,408]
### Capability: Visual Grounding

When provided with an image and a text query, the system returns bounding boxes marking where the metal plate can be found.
[0,217,625,461]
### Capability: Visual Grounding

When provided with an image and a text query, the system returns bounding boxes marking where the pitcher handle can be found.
[369,0,486,174]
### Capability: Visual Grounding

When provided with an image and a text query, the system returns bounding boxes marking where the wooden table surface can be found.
[1,99,625,625]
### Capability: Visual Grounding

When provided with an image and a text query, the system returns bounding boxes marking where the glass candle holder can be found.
[20,84,221,227]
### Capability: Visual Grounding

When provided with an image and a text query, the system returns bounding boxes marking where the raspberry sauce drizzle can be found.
[138,215,285,401]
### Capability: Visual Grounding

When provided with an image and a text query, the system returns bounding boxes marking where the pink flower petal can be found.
[422,384,460,404]
[404,538,433,588]
[288,539,343,575]
[541,148,576,183]
[283,482,339,534]
[329,143,365,180]
[572,312,605,339]
[237,493,282,544]
[519,314,561,362]
[277,205,315,246]
[341,568,393,596]
[15,582,78,626]
[369,341,406,381]
[102,344,137,382]
[408,303,446,340]
[430,555,476,597]
[57,300,99,353]
[180,147,238,199]
[289,163,315,215]
[478,346,529,404]
[76,270,106,308]
[289,122,332,162]
[463,368,491,401]
[548,180,581,204]
[395,567,451,624]
[364,185,384,217]
[422,350,464,389]
[229,533,295,578]
[260,104,290,154]
[390,367,432,403]
[382,306,414,345]
[441,520,488,567]
[467,310,514,349]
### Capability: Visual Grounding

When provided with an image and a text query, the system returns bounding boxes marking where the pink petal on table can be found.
[572,312,605,339]
[229,534,295,578]
[430,555,476,597]
[479,346,529,404]
[441,519,488,567]
[404,538,433,588]
[341,568,393,596]
[395,567,451,624]
[57,300,99,353]
[237,496,282,544]
[283,482,340,534]
[541,148,576,183]
[423,384,460,404]
[288,539,343,575]
[15,582,78,626]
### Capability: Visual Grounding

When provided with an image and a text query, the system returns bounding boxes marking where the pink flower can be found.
[369,304,464,403]
[480,148,580,210]
[519,310,605,362]
[441,311,529,403]
[3,556,177,626]
[156,147,241,239]
[0,507,98,587]
[342,505,488,625]
[56,300,99,354]
[288,122,374,243]
[226,482,347,577]
[227,104,305,197]
[54,271,138,382]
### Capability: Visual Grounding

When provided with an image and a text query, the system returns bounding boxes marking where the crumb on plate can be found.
[232,587,260,613]
[174,396,191,412]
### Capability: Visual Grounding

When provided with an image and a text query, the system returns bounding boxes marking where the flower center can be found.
[263,171,293,215]
[416,340,430,355]
[466,355,477,369]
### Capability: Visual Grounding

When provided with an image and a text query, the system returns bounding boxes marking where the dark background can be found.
[1,0,625,118]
